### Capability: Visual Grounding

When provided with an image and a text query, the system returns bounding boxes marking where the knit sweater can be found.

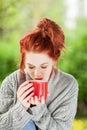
[0,68,78,130]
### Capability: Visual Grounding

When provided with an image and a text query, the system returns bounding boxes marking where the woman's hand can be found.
[17,80,49,110]
[29,92,50,106]
[17,81,34,110]
[30,96,45,106]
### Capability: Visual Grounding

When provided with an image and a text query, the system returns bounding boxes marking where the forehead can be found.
[25,52,53,65]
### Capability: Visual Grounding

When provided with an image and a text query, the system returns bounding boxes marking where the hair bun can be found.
[37,18,52,38]
[37,17,64,47]
[37,18,49,30]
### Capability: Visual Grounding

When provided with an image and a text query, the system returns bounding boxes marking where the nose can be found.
[34,68,42,78]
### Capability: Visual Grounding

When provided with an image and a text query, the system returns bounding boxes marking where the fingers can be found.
[17,82,33,95]
[17,80,30,92]
[20,90,34,101]
[47,92,50,97]
[17,85,34,99]
[30,96,45,105]
[30,97,35,104]
[35,96,40,104]
[41,96,45,104]
[17,81,34,110]
[30,96,40,105]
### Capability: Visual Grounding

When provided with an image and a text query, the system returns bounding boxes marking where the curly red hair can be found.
[20,18,65,71]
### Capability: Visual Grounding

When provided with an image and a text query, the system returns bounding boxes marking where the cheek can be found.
[27,69,33,75]
[25,67,33,76]
[27,71,34,79]
[44,66,53,76]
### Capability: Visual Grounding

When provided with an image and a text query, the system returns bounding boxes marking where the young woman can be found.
[0,18,78,130]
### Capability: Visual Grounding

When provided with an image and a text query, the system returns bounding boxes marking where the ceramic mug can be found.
[30,80,48,100]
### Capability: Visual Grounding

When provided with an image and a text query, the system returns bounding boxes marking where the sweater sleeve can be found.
[28,78,78,130]
[0,73,32,130]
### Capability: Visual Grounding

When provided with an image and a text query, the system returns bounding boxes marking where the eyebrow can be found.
[27,63,48,66]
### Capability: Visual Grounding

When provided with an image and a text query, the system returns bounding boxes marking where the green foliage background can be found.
[0,0,87,116]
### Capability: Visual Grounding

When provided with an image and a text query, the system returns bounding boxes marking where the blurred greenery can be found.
[0,39,20,82]
[0,0,87,120]
[58,18,87,116]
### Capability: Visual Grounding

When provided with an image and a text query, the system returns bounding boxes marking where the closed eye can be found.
[28,66,35,69]
[41,66,47,69]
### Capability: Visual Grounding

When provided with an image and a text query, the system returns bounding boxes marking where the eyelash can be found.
[28,67,35,69]
[41,66,47,69]
[28,66,47,69]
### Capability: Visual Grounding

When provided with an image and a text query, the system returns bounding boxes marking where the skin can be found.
[17,51,56,110]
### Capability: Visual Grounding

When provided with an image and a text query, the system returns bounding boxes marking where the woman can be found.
[0,18,78,130]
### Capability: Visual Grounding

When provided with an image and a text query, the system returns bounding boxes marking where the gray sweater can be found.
[0,68,78,130]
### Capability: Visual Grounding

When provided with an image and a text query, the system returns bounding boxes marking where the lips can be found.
[35,78,43,80]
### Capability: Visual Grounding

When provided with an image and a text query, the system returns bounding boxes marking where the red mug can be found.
[30,80,48,100]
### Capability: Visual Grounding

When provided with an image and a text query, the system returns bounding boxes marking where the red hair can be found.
[20,18,65,71]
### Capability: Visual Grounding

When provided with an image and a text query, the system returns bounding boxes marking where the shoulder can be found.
[55,68,78,83]
[4,69,20,82]
[0,69,20,89]
[54,68,78,91]
[59,69,77,82]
